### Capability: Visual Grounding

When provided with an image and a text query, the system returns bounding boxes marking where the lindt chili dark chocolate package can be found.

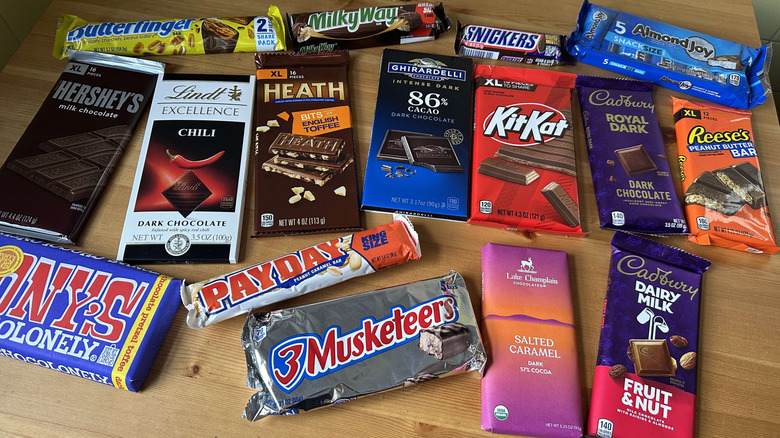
[0,51,163,244]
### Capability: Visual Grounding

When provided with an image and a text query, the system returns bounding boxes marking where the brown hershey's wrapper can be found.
[254,51,361,235]
[0,51,163,244]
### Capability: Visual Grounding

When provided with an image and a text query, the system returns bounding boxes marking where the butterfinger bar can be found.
[455,22,565,66]
[182,215,421,328]
[53,6,285,59]
[0,233,183,391]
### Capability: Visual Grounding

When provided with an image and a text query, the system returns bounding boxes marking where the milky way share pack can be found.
[589,232,711,438]
[0,233,183,391]
[481,244,583,437]
[254,51,361,235]
[117,74,255,263]
[567,0,771,109]
[362,49,473,220]
[576,76,687,234]
[470,65,582,235]
[0,51,162,245]
[242,271,485,420]
[671,97,778,254]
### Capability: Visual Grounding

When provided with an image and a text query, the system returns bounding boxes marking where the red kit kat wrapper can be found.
[469,65,583,235]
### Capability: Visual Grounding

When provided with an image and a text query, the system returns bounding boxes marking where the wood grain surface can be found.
[0,1,778,437]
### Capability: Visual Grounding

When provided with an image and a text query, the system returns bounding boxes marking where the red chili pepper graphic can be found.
[166,149,225,169]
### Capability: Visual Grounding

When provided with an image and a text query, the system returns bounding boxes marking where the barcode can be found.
[461,48,498,59]
[97,345,120,366]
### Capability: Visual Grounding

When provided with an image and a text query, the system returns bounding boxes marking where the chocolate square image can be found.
[401,135,463,173]
[615,144,657,175]
[162,170,212,217]
[377,129,431,163]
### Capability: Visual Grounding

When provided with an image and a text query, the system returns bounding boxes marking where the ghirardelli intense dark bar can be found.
[0,51,163,244]
[254,51,361,235]
[117,74,255,263]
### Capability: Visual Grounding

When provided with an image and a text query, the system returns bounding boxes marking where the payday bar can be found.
[0,233,183,391]
[0,51,162,244]
[455,22,565,66]
[418,322,470,360]
[478,157,540,185]
[402,136,463,173]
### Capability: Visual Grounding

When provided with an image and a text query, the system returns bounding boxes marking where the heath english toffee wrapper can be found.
[242,270,485,420]
[588,232,711,438]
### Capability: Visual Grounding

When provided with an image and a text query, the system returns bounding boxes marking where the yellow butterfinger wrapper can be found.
[53,6,285,59]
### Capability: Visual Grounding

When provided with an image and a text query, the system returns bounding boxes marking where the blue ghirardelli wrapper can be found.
[361,49,473,221]
[567,0,771,109]
[0,233,183,391]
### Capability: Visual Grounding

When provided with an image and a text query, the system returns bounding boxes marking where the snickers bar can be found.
[0,233,183,391]
[456,22,565,66]
[242,271,486,420]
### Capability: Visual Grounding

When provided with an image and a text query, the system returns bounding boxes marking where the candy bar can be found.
[117,74,255,263]
[183,215,421,328]
[289,3,451,52]
[255,52,361,235]
[0,233,183,391]
[567,0,771,109]
[268,132,344,162]
[455,22,565,66]
[577,76,687,234]
[53,7,285,59]
[541,181,580,227]
[377,129,431,163]
[672,97,778,253]
[0,51,162,245]
[261,158,334,186]
[469,65,583,234]
[614,144,657,175]
[418,322,470,360]
[242,271,485,420]
[477,157,540,185]
[628,339,676,377]
[588,232,711,438]
[362,49,473,221]
[481,244,583,437]
[271,153,353,174]
[401,136,463,173]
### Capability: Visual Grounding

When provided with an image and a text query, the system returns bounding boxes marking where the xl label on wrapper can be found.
[0,233,183,391]
[242,271,485,420]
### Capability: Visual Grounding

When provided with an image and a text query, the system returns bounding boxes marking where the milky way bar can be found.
[53,6,285,59]
[0,233,183,391]
[183,215,421,328]
[456,22,565,66]
[289,3,451,52]
[242,271,485,420]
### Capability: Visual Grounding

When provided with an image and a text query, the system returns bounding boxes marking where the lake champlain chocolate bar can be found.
[254,51,361,235]
[0,51,163,245]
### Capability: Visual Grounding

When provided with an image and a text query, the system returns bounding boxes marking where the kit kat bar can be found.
[478,157,539,185]
[494,145,576,176]
[541,181,580,227]
[268,132,344,162]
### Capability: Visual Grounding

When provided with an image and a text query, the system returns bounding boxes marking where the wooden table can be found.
[1,1,778,436]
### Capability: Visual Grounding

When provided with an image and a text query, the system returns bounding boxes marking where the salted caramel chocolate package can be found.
[53,7,285,58]
[254,51,361,235]
[0,51,162,244]
[588,232,711,438]
[672,97,778,253]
